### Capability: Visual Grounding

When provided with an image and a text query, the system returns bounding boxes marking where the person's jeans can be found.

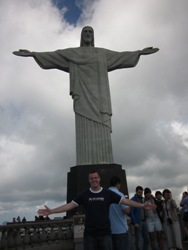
[112,232,130,250]
[135,221,150,250]
[84,235,113,250]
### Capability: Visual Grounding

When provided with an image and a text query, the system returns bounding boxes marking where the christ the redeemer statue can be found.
[13,26,159,165]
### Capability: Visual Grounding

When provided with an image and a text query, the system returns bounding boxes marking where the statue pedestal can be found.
[66,163,129,217]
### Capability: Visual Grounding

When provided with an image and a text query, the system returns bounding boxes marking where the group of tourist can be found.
[12,216,27,223]
[38,170,187,250]
[130,186,186,250]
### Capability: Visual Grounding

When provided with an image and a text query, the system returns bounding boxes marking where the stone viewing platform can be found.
[0,214,187,250]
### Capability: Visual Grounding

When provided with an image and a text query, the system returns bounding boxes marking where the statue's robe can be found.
[33,47,140,165]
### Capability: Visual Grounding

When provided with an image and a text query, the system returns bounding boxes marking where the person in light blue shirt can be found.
[180,191,188,241]
[109,176,130,250]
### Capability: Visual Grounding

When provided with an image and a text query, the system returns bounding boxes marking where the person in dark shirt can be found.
[131,186,150,250]
[155,191,164,224]
[38,170,156,250]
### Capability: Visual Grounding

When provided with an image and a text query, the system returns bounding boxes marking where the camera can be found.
[167,218,173,224]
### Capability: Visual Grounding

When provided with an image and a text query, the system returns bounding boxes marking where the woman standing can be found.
[144,188,164,250]
[163,189,183,250]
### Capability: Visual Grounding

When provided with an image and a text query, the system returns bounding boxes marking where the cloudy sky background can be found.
[0,0,188,223]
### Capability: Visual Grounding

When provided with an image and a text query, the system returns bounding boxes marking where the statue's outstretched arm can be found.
[139,47,159,55]
[13,49,34,57]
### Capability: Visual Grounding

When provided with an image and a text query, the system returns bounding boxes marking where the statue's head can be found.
[80,26,94,47]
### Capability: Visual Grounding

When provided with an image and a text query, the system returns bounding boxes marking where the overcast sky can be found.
[0,0,188,223]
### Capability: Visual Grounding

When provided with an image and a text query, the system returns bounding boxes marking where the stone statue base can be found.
[66,163,129,217]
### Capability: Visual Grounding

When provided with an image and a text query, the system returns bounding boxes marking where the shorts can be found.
[146,219,162,232]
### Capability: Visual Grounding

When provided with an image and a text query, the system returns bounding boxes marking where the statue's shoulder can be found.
[95,47,117,55]
[94,47,110,57]
[55,47,82,58]
[56,47,108,57]
[95,47,106,52]
[56,47,78,53]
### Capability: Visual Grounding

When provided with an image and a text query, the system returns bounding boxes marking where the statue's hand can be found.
[140,47,159,55]
[13,49,33,57]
